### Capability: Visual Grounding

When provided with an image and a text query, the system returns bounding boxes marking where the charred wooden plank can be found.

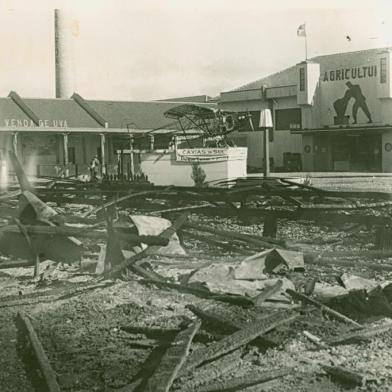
[184,221,281,249]
[186,304,275,335]
[197,207,391,226]
[252,279,283,305]
[173,349,242,391]
[14,218,40,277]
[82,190,165,217]
[186,304,277,347]
[8,150,35,193]
[181,311,297,373]
[17,312,61,392]
[0,260,34,269]
[0,224,169,246]
[142,279,254,306]
[303,330,328,349]
[120,324,222,343]
[304,253,392,272]
[322,365,364,386]
[144,320,201,392]
[0,282,112,308]
[327,322,392,346]
[182,230,253,255]
[286,289,362,328]
[193,367,291,392]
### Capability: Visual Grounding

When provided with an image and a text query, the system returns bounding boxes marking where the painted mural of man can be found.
[345,81,372,124]
[333,82,373,125]
[333,89,351,121]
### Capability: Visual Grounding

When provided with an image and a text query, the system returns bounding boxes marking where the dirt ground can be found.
[1,204,392,392]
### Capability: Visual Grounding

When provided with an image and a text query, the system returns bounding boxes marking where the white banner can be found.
[176,148,230,162]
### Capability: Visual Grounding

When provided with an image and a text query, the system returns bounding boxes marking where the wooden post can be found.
[100,133,106,176]
[259,109,273,178]
[263,127,270,177]
[129,135,134,179]
[63,133,69,177]
[12,132,18,157]
[150,135,155,151]
[120,149,124,179]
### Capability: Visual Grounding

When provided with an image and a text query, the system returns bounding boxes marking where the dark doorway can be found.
[331,134,381,172]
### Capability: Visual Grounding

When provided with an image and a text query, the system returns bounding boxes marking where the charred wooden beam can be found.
[184,221,282,249]
[327,322,392,346]
[142,279,254,306]
[0,260,34,269]
[173,349,243,391]
[286,289,362,328]
[0,282,112,308]
[303,330,328,349]
[145,320,201,392]
[185,305,277,346]
[121,324,223,343]
[17,312,61,392]
[14,218,40,277]
[193,367,291,392]
[82,190,166,218]
[181,311,297,373]
[182,230,253,255]
[304,253,392,271]
[322,365,364,386]
[252,279,283,305]
[197,207,391,226]
[0,225,168,246]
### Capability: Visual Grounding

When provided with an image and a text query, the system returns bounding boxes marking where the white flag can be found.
[297,23,306,37]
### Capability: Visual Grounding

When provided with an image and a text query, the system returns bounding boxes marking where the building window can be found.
[275,108,302,130]
[380,57,387,84]
[299,68,305,91]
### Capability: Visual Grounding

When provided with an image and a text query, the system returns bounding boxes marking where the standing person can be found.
[89,155,100,182]
[345,81,372,124]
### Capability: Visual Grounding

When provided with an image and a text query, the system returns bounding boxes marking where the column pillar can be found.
[63,133,69,177]
[150,135,155,151]
[100,133,106,175]
[12,132,18,157]
[263,127,270,177]
[129,135,135,178]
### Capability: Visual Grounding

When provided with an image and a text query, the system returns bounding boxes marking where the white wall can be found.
[140,148,247,186]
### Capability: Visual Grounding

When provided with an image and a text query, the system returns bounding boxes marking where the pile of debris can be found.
[1,151,392,391]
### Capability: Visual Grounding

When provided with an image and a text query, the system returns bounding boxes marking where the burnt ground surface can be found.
[2,178,392,391]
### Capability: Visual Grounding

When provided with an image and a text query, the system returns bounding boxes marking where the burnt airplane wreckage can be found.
[107,104,253,185]
[163,103,254,147]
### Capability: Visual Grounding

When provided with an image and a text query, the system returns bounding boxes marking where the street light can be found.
[259,109,273,177]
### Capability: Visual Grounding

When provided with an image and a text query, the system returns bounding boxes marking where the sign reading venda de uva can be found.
[320,59,380,126]
[3,119,68,128]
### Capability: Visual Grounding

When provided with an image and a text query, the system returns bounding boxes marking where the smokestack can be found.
[54,9,76,98]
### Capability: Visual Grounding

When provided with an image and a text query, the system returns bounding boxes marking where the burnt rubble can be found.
[1,152,392,391]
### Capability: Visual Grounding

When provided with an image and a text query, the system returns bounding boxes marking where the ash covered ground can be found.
[1,199,392,392]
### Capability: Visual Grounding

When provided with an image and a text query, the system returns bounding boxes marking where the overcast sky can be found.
[0,0,392,101]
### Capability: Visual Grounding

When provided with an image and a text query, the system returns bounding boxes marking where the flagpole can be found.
[305,34,308,60]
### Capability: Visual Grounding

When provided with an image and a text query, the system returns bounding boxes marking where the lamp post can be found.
[259,109,273,177]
